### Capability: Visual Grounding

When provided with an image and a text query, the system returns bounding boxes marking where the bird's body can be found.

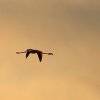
[16,49,53,62]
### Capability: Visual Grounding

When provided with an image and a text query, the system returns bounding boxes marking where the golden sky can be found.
[0,0,100,100]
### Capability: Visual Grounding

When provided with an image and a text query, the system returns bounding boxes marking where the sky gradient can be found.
[0,0,100,100]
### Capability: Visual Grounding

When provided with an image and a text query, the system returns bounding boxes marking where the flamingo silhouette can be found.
[16,49,53,62]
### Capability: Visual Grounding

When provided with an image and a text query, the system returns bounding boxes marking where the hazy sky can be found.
[0,0,100,100]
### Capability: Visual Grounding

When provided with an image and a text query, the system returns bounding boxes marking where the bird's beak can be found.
[16,52,20,54]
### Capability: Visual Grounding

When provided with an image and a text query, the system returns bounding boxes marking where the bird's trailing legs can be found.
[43,53,53,55]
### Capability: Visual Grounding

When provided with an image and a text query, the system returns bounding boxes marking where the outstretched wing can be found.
[26,52,30,58]
[37,52,42,62]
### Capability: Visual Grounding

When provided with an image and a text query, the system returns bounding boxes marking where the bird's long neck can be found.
[16,51,26,54]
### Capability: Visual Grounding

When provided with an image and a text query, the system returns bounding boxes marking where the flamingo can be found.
[16,49,53,62]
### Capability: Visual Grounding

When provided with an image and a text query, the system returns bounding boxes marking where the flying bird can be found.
[16,49,53,62]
